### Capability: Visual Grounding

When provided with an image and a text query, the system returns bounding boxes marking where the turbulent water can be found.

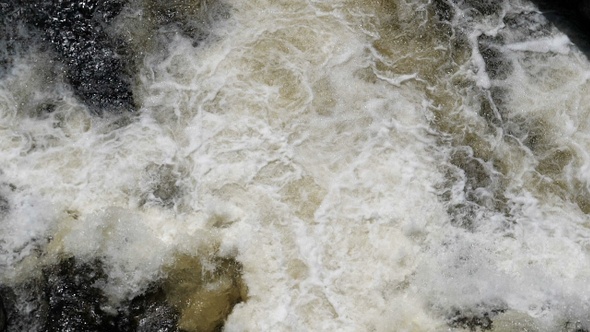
[2,0,590,330]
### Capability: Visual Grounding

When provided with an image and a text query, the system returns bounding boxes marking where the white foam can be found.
[506,35,571,54]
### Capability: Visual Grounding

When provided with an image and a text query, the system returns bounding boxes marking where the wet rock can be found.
[1,257,179,331]
[450,313,493,331]
[42,257,119,332]
[448,306,505,331]
[123,286,180,332]
[0,289,10,332]
[2,0,223,114]
[0,282,46,332]
[1,0,134,113]
[28,0,134,114]
[0,294,5,332]
[0,258,120,331]
[0,254,246,332]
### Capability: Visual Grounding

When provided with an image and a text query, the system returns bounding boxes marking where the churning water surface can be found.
[2,0,590,331]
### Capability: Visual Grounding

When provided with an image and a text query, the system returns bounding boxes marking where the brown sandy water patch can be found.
[162,254,248,332]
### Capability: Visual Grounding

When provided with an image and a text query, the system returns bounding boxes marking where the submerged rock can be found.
[140,163,183,208]
[433,0,454,22]
[123,286,180,332]
[0,195,8,216]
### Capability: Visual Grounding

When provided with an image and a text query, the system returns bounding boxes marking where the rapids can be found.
[2,0,590,331]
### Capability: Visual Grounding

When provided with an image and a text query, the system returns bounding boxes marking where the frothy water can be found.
[2,0,590,330]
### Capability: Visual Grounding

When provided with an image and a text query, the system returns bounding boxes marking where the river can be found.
[1,0,590,331]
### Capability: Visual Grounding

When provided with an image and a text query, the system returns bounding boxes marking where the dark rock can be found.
[1,1,133,113]
[0,253,246,332]
[448,306,505,331]
[124,286,180,332]
[0,293,6,332]
[27,0,134,114]
[2,0,224,114]
[0,282,46,332]
[0,256,182,332]
[1,0,135,113]
[0,258,119,332]
[449,312,493,331]
[42,257,119,332]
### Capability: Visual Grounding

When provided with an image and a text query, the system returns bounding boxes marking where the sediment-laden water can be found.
[2,0,590,331]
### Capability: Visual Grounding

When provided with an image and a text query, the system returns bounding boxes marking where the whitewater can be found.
[2,0,590,331]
